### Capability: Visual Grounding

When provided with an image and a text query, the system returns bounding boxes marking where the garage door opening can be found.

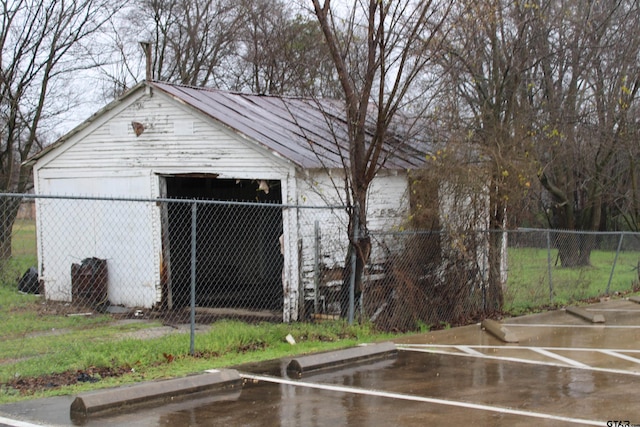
[160,175,283,312]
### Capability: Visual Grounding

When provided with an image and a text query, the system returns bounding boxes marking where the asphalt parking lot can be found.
[1,298,639,426]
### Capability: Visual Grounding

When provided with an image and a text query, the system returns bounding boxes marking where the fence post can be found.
[348,204,358,325]
[482,231,487,311]
[606,233,624,295]
[190,202,197,356]
[313,220,320,315]
[546,231,554,304]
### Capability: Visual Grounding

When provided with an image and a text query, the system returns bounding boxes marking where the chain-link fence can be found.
[506,228,640,311]
[2,194,352,324]
[1,193,639,359]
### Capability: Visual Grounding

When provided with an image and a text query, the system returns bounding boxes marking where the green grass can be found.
[6,218,37,273]
[0,219,397,403]
[11,219,36,256]
[0,314,393,403]
[0,259,388,396]
[504,247,640,314]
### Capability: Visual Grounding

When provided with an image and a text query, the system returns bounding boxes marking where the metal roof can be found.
[151,81,430,170]
[27,81,431,170]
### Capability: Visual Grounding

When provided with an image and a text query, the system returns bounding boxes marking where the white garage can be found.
[26,81,428,321]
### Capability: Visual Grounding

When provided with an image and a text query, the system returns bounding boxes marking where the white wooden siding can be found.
[295,170,410,302]
[36,91,292,182]
[33,89,295,310]
[366,173,410,265]
[36,175,159,306]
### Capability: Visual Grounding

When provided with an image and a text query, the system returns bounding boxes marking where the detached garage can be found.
[26,81,428,321]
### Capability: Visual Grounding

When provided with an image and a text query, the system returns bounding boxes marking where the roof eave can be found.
[24,81,149,167]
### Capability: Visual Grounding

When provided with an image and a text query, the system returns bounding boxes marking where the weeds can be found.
[0,298,393,403]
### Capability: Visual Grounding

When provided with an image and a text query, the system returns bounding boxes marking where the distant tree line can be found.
[429,0,640,268]
[99,0,342,98]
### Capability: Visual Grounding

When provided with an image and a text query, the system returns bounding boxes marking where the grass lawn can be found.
[8,218,37,271]
[0,220,391,403]
[0,309,394,404]
[0,219,400,403]
[504,247,640,314]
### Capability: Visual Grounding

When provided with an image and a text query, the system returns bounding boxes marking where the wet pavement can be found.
[2,298,640,426]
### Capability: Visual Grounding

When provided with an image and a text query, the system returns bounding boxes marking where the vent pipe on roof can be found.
[139,41,152,82]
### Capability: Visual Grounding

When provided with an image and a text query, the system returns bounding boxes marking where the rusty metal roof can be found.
[151,81,430,170]
[27,81,431,170]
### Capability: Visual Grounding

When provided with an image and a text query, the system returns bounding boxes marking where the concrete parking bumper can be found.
[566,306,605,323]
[286,342,397,377]
[481,319,519,343]
[70,369,241,418]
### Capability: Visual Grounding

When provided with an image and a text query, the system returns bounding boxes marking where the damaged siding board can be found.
[282,204,299,322]
[42,94,287,177]
[295,170,411,303]
[367,174,411,265]
[296,171,348,302]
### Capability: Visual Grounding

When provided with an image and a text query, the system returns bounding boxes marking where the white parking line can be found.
[454,345,484,356]
[398,346,640,377]
[400,344,640,353]
[599,350,640,364]
[530,348,590,367]
[502,323,640,328]
[0,416,45,427]
[240,373,605,425]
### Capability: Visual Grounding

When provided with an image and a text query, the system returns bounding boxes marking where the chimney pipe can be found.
[139,42,152,82]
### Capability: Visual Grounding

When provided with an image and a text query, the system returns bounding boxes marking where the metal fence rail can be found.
[507,228,640,312]
[1,194,639,358]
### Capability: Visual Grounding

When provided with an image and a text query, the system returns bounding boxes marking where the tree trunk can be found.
[0,197,22,261]
[555,232,594,268]
[340,201,371,319]
[556,233,581,267]
[486,187,505,313]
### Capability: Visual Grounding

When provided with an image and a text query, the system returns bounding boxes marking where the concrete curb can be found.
[70,369,241,417]
[629,296,640,304]
[286,342,397,377]
[481,319,519,343]
[566,306,605,323]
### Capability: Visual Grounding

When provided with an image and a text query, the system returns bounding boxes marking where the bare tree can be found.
[91,14,146,101]
[117,0,243,87]
[528,0,640,265]
[99,0,338,97]
[0,0,122,260]
[225,0,341,97]
[310,0,452,319]
[429,0,539,310]
[435,0,640,270]
[613,106,640,232]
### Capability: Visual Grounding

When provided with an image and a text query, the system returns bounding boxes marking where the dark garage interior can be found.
[161,175,283,311]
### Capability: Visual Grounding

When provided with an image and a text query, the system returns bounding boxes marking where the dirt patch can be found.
[2,344,253,396]
[4,366,132,396]
[35,301,90,316]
